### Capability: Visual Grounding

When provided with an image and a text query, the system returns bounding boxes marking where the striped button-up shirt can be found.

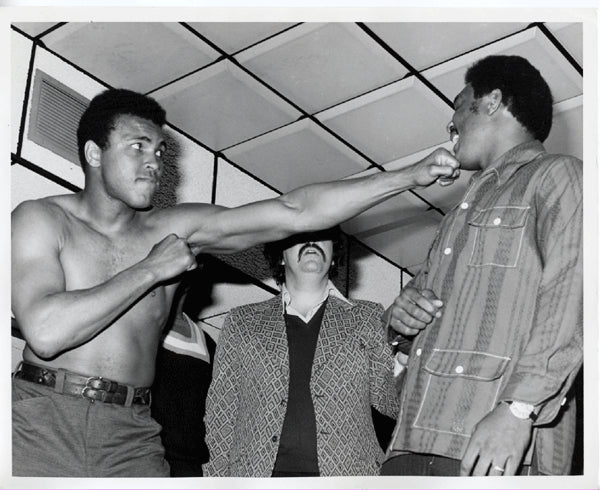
[387,141,583,475]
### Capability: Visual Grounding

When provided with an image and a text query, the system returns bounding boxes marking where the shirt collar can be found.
[472,140,546,186]
[281,280,352,323]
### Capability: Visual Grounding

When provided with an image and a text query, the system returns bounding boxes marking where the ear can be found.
[84,140,102,168]
[486,88,503,116]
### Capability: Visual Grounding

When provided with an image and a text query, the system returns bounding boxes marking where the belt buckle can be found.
[81,376,109,403]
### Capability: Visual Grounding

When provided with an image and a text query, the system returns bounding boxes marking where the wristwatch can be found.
[505,400,538,422]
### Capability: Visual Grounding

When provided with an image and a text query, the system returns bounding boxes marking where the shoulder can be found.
[229,295,280,317]
[12,196,73,241]
[533,152,582,182]
[347,298,385,317]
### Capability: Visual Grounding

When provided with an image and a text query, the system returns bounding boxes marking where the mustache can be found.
[297,243,326,261]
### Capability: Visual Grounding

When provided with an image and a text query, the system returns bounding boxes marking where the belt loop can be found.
[124,386,134,407]
[54,369,66,393]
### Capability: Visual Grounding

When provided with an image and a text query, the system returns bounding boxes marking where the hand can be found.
[387,286,443,338]
[408,148,460,188]
[143,234,197,283]
[461,402,533,476]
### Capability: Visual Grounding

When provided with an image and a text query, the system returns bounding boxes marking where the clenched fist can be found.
[386,286,443,338]
[406,148,461,188]
[143,234,197,283]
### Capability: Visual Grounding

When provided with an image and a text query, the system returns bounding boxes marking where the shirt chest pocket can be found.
[467,206,529,268]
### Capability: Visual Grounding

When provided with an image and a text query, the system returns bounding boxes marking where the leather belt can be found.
[14,361,151,407]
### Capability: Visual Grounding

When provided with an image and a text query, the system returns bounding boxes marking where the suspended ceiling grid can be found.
[11,21,583,274]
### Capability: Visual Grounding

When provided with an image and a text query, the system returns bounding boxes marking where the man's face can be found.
[98,114,166,209]
[282,239,334,281]
[447,84,488,171]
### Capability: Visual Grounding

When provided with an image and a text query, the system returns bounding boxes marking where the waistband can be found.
[14,361,151,407]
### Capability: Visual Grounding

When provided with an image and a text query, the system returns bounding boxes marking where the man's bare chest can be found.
[59,224,161,289]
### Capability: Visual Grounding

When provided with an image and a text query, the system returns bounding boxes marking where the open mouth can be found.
[447,122,460,153]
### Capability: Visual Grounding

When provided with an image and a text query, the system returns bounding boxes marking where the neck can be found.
[78,182,139,232]
[284,275,330,316]
[479,127,534,171]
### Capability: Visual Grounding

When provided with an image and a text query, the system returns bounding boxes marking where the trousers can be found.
[12,377,170,477]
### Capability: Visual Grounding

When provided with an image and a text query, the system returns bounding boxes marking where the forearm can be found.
[17,264,156,358]
[288,171,414,227]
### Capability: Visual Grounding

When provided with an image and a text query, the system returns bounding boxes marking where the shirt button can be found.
[455,365,464,374]
[416,348,422,357]
[272,435,278,442]
[460,202,469,210]
[493,217,502,225]
[444,247,452,255]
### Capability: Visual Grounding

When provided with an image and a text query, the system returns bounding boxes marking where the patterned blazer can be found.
[203,295,400,477]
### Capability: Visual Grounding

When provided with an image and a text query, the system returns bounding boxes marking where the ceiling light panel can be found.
[318,76,453,164]
[152,60,301,151]
[188,22,298,54]
[364,22,530,71]
[424,26,582,106]
[236,23,408,114]
[224,119,371,192]
[42,23,221,93]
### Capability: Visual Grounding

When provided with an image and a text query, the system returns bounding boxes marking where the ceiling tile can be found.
[12,22,60,38]
[365,22,529,71]
[349,210,442,272]
[224,119,370,192]
[342,190,432,238]
[152,60,301,151]
[545,96,583,160]
[188,22,298,54]
[545,22,583,66]
[42,22,221,92]
[424,27,582,106]
[319,76,453,164]
[348,240,403,307]
[237,23,408,114]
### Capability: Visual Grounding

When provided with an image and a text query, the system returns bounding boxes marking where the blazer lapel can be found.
[312,297,356,369]
[252,295,289,364]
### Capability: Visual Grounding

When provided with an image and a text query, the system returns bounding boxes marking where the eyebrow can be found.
[128,134,167,149]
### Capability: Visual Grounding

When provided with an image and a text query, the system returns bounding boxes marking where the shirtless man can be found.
[11,88,459,477]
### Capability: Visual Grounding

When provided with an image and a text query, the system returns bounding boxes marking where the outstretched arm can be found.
[173,148,459,254]
[11,200,197,359]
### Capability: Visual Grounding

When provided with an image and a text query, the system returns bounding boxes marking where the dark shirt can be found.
[272,301,327,475]
[151,330,216,477]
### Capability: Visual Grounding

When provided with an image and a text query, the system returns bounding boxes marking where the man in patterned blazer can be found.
[204,227,407,477]
[381,55,583,476]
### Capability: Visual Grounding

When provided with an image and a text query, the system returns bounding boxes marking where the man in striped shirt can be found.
[381,55,582,477]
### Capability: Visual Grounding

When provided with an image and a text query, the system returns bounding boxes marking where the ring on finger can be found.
[493,465,505,473]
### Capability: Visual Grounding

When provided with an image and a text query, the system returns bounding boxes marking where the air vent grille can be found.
[28,70,89,166]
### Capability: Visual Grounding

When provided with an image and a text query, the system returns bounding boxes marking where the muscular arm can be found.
[173,149,458,254]
[11,201,196,359]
